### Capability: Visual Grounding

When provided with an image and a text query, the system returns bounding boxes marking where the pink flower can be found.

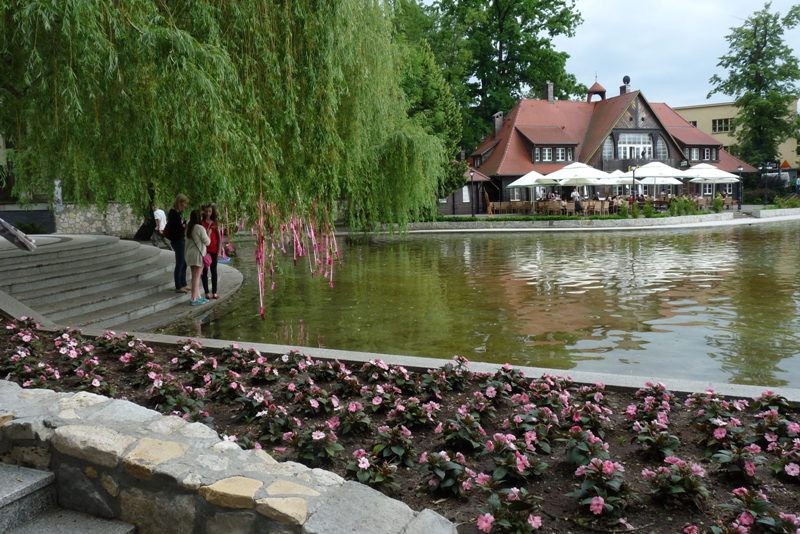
[507,487,520,501]
[737,511,754,526]
[348,401,361,413]
[309,398,320,409]
[514,451,530,473]
[527,515,542,529]
[485,386,497,398]
[690,463,706,477]
[353,449,367,459]
[475,472,492,485]
[732,487,749,498]
[785,463,800,477]
[434,422,443,434]
[641,468,656,480]
[744,460,756,477]
[418,451,428,464]
[476,513,494,533]
[372,396,382,406]
[91,378,101,388]
[683,525,699,534]
[589,496,605,515]
[311,430,326,441]
[357,457,370,469]
[461,478,473,492]
[602,460,615,475]
[485,440,495,453]
[713,427,727,440]
[788,421,800,434]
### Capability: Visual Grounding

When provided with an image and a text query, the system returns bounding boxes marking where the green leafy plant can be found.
[418,450,469,498]
[641,456,709,507]
[346,449,398,491]
[372,425,416,467]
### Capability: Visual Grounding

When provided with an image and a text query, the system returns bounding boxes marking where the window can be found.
[542,148,553,161]
[703,148,711,161]
[655,137,668,160]
[461,186,470,203]
[689,120,697,127]
[555,147,566,162]
[618,133,652,160]
[438,197,448,204]
[723,183,733,195]
[702,183,713,195]
[690,147,700,161]
[711,148,717,161]
[712,118,731,133]
[567,148,574,161]
[533,147,540,162]
[602,137,614,160]
[510,187,521,201]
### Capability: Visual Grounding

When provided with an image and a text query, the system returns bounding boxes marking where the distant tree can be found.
[427,0,585,149]
[393,0,466,197]
[708,2,800,166]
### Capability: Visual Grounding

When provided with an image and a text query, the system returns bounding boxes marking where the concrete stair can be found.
[0,235,242,332]
[0,463,134,533]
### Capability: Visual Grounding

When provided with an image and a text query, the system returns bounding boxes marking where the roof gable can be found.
[579,91,639,161]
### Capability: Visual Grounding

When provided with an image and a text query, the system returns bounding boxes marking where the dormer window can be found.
[533,147,541,162]
[542,148,553,161]
[555,148,566,161]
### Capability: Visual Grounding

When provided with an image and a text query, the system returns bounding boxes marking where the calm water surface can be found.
[164,222,800,387]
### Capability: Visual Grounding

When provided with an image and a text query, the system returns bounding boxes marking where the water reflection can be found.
[163,222,800,387]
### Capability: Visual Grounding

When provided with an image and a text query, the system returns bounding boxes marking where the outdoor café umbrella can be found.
[506,169,559,188]
[687,164,740,198]
[623,162,685,195]
[546,162,610,183]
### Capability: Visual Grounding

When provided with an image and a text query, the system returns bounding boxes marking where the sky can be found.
[552,0,800,107]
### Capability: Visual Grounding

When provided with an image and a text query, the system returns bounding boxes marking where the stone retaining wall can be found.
[54,203,141,239]
[407,212,734,231]
[0,380,454,534]
[750,207,800,218]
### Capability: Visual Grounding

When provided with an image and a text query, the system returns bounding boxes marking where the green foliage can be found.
[642,201,655,218]
[617,202,629,218]
[630,201,640,219]
[425,0,585,148]
[0,1,445,228]
[712,195,724,213]
[708,2,800,166]
[772,195,800,208]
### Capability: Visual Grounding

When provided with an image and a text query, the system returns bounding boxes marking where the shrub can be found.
[477,487,544,533]
[641,456,709,507]
[418,450,469,498]
[568,457,634,518]
[631,201,640,219]
[292,423,344,466]
[712,194,724,213]
[618,203,629,218]
[560,426,610,466]
[372,425,416,467]
[346,449,398,491]
[643,200,655,218]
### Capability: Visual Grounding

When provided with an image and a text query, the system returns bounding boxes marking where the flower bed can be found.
[2,317,799,533]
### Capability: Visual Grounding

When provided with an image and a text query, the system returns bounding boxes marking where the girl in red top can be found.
[201,204,221,299]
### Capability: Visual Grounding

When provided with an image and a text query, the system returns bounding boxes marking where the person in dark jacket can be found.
[165,194,189,292]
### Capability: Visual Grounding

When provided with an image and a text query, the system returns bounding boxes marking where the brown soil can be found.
[1,323,798,534]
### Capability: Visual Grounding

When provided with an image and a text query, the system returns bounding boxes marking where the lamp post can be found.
[737,165,743,211]
[469,169,475,217]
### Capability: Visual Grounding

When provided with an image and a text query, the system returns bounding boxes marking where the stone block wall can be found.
[54,203,141,239]
[751,207,800,218]
[0,380,455,534]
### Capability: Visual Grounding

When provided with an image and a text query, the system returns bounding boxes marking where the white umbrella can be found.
[596,175,642,186]
[634,176,684,186]
[546,162,610,182]
[684,163,740,182]
[507,170,559,188]
[629,161,688,178]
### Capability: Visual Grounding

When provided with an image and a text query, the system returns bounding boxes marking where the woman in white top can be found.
[184,209,211,305]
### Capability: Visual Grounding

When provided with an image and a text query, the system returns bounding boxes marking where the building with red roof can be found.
[455,79,754,212]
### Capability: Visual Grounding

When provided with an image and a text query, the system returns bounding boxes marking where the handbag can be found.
[192,234,212,268]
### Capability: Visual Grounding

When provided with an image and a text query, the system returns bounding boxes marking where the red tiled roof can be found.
[649,103,722,146]
[579,91,639,161]
[516,125,579,145]
[717,150,756,173]
[588,81,606,94]
[464,167,492,182]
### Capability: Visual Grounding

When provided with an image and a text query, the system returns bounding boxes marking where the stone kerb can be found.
[0,380,455,534]
[751,207,800,218]
[54,203,141,239]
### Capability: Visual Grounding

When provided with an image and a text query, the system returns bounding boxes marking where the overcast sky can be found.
[553,0,800,107]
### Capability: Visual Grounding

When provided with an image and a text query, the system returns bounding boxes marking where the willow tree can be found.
[0,1,445,229]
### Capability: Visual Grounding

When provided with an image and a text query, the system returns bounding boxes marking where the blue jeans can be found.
[171,238,187,289]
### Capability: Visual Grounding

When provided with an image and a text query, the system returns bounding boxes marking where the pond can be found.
[163,221,800,387]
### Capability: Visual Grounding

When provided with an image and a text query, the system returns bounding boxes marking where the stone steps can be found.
[0,464,133,533]
[0,234,242,331]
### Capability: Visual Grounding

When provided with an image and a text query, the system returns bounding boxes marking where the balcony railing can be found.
[600,158,685,172]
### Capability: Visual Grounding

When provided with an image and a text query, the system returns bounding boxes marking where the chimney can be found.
[545,81,554,103]
[492,111,504,138]
[619,75,631,95]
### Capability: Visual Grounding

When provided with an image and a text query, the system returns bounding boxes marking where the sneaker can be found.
[190,298,208,306]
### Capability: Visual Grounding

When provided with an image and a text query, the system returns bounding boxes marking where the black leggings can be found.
[202,252,218,295]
